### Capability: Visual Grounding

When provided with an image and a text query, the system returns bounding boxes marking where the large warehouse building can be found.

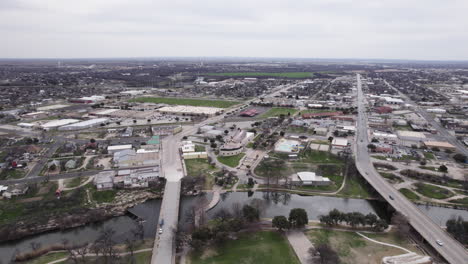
[58,118,109,131]
[157,106,223,116]
[40,119,80,130]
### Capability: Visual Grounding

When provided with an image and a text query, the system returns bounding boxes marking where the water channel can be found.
[1,192,467,261]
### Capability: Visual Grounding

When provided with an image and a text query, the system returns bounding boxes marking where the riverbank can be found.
[0,190,161,244]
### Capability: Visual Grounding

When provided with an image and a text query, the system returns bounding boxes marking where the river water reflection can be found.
[1,192,467,261]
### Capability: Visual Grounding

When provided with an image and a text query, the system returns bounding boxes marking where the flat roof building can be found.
[40,119,80,130]
[58,118,108,131]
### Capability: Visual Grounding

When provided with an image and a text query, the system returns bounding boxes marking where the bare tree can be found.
[391,212,410,238]
[76,244,89,263]
[125,239,136,264]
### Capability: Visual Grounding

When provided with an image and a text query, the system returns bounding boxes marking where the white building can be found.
[427,108,447,114]
[291,172,331,186]
[107,144,133,154]
[94,171,115,190]
[181,141,195,153]
[58,118,109,131]
[40,119,80,130]
[332,138,349,148]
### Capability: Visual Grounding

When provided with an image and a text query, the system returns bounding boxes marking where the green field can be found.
[129,97,240,108]
[413,183,454,199]
[91,188,117,203]
[379,172,403,183]
[306,229,421,264]
[205,72,313,78]
[423,152,435,160]
[260,107,298,118]
[185,158,218,189]
[449,197,468,205]
[217,153,245,168]
[300,149,343,163]
[190,231,299,264]
[399,188,420,200]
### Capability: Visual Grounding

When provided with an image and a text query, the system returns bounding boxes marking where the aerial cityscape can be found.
[1,1,468,264]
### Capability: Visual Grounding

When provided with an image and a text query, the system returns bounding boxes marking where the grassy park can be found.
[260,107,298,118]
[185,158,218,189]
[190,231,299,264]
[129,97,240,108]
[399,188,420,200]
[413,182,454,199]
[205,72,313,78]
[306,229,421,264]
[217,153,245,168]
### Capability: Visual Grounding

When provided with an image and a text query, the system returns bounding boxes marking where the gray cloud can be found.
[0,0,467,60]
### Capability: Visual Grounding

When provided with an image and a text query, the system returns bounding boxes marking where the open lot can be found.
[185,158,218,189]
[129,97,240,108]
[306,229,422,264]
[217,153,245,168]
[190,231,300,264]
[260,107,298,118]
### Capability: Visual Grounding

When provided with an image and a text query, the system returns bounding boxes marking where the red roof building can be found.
[239,109,260,117]
[375,106,393,114]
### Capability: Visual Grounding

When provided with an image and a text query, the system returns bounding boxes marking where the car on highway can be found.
[158,228,163,234]
[436,239,443,246]
[389,195,394,200]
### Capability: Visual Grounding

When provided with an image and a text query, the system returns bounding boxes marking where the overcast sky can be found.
[1,0,467,60]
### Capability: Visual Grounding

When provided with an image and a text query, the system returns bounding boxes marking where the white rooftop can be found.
[108,144,133,151]
[332,138,349,146]
[40,119,80,128]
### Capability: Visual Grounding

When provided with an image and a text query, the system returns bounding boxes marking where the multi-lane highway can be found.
[355,74,468,264]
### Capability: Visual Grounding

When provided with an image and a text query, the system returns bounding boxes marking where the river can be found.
[1,192,467,261]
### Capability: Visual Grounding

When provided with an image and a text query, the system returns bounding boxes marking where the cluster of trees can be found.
[190,203,261,250]
[319,209,388,231]
[272,208,309,230]
[446,217,468,244]
[400,169,468,190]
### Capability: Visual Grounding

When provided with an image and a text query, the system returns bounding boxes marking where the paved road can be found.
[383,80,468,157]
[355,74,468,264]
[151,83,298,263]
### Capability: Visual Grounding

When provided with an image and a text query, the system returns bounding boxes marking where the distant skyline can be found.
[1,0,468,60]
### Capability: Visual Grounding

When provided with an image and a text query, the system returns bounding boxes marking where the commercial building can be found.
[183,152,208,159]
[332,138,349,148]
[375,106,393,114]
[113,149,159,167]
[291,172,331,186]
[94,171,115,190]
[181,141,196,153]
[239,109,260,117]
[397,131,426,141]
[40,119,80,130]
[382,97,404,105]
[423,141,456,151]
[21,111,48,119]
[107,144,133,154]
[427,108,447,114]
[115,166,160,188]
[314,127,328,136]
[157,105,223,116]
[69,95,105,104]
[58,118,109,131]
[219,142,243,156]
